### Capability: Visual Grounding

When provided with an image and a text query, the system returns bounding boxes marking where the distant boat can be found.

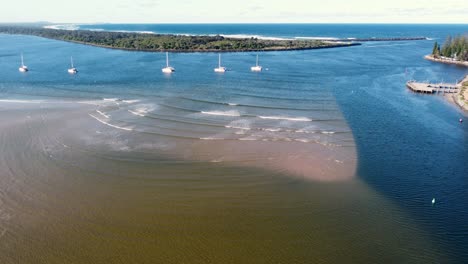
[19,53,28,72]
[162,52,175,73]
[214,54,226,73]
[250,54,262,72]
[68,56,78,74]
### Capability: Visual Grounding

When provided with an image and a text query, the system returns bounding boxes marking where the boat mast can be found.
[166,52,169,67]
[218,54,221,68]
[256,54,259,67]
[70,56,74,68]
[21,53,25,67]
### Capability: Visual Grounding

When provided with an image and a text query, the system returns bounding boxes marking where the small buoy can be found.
[460,118,463,123]
[432,198,436,205]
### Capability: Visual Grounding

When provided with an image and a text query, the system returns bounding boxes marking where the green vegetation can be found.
[0,25,359,52]
[432,35,468,61]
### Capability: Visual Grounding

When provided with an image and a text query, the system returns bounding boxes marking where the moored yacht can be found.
[250,54,262,72]
[214,54,226,73]
[19,53,28,72]
[162,52,175,73]
[68,56,78,74]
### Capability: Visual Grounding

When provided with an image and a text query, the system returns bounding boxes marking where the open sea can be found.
[0,24,467,263]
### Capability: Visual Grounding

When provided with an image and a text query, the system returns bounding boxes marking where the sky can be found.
[2,0,467,24]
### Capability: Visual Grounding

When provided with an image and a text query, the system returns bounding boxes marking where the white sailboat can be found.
[68,56,78,74]
[250,54,262,72]
[162,52,175,73]
[214,54,226,73]
[19,53,28,72]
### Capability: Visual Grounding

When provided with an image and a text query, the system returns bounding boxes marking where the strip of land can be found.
[0,25,426,53]
[425,55,468,67]
[0,25,361,52]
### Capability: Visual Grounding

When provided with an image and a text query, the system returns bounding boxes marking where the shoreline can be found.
[423,55,468,112]
[49,37,361,53]
[441,74,468,113]
[424,55,468,67]
[449,74,468,113]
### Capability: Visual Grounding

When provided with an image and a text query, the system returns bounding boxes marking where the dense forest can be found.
[432,34,468,61]
[0,25,359,52]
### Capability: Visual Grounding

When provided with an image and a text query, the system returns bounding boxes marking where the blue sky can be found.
[2,0,468,23]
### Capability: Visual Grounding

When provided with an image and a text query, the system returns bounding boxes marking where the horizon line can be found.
[1,22,468,25]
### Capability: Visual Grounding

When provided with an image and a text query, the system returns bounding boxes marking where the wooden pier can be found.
[406,81,459,94]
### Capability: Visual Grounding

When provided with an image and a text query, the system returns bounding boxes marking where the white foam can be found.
[103,98,119,102]
[122,99,140,104]
[225,125,251,130]
[96,110,110,118]
[258,116,312,122]
[44,24,80,31]
[89,114,133,131]
[128,109,146,117]
[106,30,156,34]
[264,128,281,132]
[78,101,100,106]
[136,31,155,34]
[0,99,43,104]
[321,131,335,134]
[201,110,240,117]
[200,137,224,140]
[220,34,289,41]
[295,36,339,40]
[227,103,238,106]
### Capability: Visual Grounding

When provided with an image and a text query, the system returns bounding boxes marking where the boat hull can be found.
[162,67,175,73]
[251,66,262,72]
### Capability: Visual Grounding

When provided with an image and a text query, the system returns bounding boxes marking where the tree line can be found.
[0,25,356,52]
[432,34,468,61]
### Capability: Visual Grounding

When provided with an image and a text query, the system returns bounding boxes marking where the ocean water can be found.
[0,24,467,263]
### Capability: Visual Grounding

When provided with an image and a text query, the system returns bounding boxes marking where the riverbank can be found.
[425,55,468,67]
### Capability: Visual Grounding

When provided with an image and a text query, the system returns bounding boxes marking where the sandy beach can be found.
[442,74,468,113]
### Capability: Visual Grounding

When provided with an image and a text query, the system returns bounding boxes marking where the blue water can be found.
[1,24,467,261]
[77,23,468,40]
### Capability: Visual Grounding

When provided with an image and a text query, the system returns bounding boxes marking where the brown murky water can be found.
[0,101,443,263]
